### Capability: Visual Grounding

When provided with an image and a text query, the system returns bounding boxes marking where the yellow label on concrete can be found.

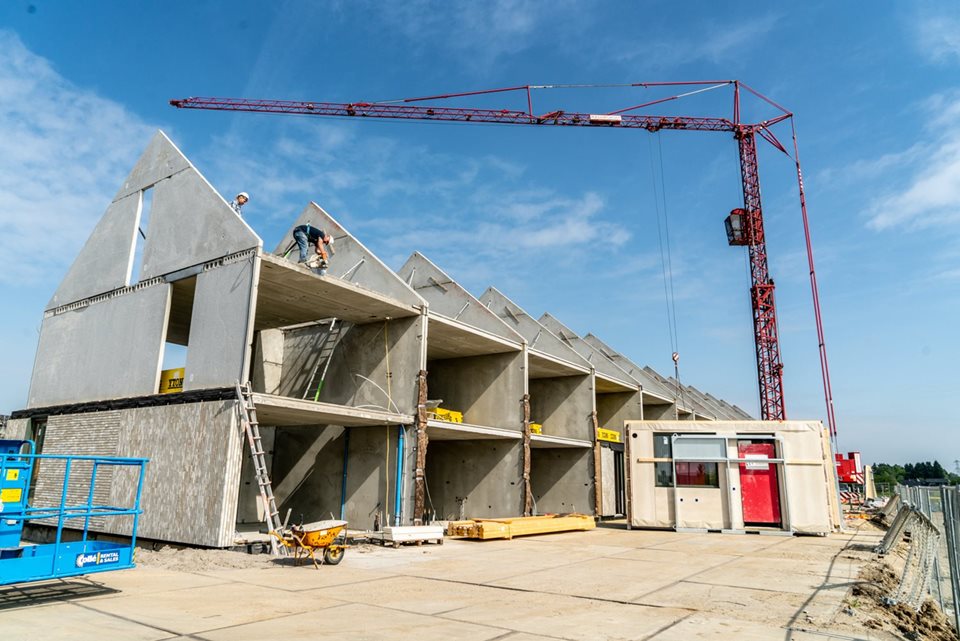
[530,423,542,434]
[6,469,19,481]
[597,428,621,443]
[1,488,22,504]
[159,368,185,394]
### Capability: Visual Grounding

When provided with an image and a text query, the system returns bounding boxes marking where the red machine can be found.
[835,452,864,485]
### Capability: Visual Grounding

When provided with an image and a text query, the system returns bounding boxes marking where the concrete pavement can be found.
[0,523,886,641]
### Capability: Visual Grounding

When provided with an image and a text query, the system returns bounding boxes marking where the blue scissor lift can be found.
[0,439,148,585]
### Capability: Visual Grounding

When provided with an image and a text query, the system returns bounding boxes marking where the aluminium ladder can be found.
[302,319,343,402]
[236,382,286,556]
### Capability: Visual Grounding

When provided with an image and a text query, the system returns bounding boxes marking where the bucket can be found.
[159,368,185,394]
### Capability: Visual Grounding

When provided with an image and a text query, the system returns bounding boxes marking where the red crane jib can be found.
[169,94,794,423]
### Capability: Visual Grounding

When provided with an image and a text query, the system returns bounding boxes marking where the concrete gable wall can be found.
[49,131,261,310]
[274,203,423,309]
[538,313,636,385]
[398,253,522,343]
[479,287,588,368]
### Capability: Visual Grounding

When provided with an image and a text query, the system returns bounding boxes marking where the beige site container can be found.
[625,420,840,534]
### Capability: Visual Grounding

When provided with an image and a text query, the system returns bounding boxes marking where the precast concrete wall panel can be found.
[28,284,171,408]
[27,402,242,547]
[251,329,284,394]
[399,253,523,343]
[140,169,259,281]
[272,424,408,529]
[480,287,589,370]
[4,418,28,439]
[425,440,523,519]
[113,131,192,201]
[528,375,593,440]
[597,391,645,432]
[112,402,243,546]
[183,257,256,391]
[272,426,346,524]
[48,193,141,310]
[582,334,675,401]
[427,351,524,429]
[275,203,424,309]
[281,317,421,415]
[29,412,121,531]
[538,313,637,388]
[600,446,616,515]
[531,448,593,514]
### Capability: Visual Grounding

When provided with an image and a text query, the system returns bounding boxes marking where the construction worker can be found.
[230,192,249,216]
[293,224,334,266]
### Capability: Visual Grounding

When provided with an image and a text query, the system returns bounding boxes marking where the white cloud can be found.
[916,15,960,64]
[372,0,577,70]
[614,14,780,69]
[865,91,960,230]
[202,116,631,264]
[0,30,156,285]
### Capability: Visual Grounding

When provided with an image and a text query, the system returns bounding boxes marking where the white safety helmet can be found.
[325,235,334,245]
[237,192,249,200]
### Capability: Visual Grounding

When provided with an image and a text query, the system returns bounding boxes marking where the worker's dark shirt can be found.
[294,224,327,243]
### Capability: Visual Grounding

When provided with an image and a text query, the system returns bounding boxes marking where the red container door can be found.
[738,441,781,526]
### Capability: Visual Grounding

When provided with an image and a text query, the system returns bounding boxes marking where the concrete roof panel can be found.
[479,288,591,374]
[426,419,523,441]
[582,334,675,402]
[537,313,639,392]
[255,254,419,327]
[426,314,521,360]
[252,393,413,427]
[273,203,424,309]
[530,434,593,448]
[399,253,523,344]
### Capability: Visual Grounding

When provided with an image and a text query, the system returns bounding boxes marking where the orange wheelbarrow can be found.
[272,520,348,568]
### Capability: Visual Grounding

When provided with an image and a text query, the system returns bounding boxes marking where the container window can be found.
[676,462,719,488]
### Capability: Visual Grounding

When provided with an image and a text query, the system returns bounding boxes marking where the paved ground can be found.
[0,523,889,641]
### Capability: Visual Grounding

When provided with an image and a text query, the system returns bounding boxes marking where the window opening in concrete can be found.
[26,417,47,501]
[160,275,196,389]
[130,187,154,284]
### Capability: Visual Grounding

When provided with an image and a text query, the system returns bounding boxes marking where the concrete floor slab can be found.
[684,565,842,596]
[78,581,341,635]
[68,568,231,598]
[2,526,889,640]
[644,534,792,556]
[649,612,805,640]
[442,591,690,641]
[636,580,845,626]
[489,556,702,602]
[198,602,508,641]
[311,574,503,615]
[610,547,738,568]
[0,601,170,641]
[194,563,396,592]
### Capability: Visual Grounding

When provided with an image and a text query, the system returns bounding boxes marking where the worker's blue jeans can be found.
[293,227,311,262]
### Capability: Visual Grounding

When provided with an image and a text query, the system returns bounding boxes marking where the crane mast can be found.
[170,82,830,429]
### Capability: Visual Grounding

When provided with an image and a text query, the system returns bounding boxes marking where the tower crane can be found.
[170,80,837,437]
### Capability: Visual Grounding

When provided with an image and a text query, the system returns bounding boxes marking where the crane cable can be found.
[647,132,684,409]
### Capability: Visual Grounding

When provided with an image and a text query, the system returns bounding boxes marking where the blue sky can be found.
[1,1,958,466]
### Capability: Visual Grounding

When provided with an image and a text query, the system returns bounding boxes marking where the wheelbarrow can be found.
[272,520,348,568]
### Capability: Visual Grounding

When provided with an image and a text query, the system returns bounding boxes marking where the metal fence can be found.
[894,485,960,632]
